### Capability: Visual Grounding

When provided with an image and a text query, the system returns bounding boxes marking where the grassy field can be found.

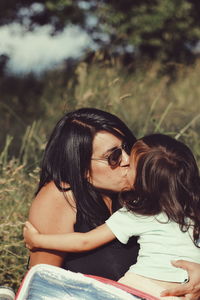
[0,58,200,292]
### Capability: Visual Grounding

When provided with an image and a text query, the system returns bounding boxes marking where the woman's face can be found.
[89,131,132,192]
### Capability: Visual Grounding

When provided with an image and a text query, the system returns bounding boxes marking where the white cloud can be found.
[0,23,93,74]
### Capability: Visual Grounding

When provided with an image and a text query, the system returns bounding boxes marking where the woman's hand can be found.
[161,260,200,300]
[23,221,40,250]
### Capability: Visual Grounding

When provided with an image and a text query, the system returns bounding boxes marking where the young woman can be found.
[27,107,139,280]
[24,134,200,300]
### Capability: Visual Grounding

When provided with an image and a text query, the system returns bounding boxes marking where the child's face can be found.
[126,150,137,188]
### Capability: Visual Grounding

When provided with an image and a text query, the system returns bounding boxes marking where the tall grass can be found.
[71,57,200,159]
[0,58,200,292]
[0,138,40,290]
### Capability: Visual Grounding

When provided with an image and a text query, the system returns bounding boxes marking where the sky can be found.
[0,22,94,75]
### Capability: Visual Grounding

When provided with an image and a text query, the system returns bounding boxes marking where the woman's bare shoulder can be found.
[28,182,76,267]
[31,181,75,208]
[29,181,76,233]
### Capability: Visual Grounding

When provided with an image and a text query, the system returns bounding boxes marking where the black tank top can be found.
[62,217,139,281]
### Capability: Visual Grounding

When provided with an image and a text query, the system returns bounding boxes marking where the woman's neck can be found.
[103,196,112,213]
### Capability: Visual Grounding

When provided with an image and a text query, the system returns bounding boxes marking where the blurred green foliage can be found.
[1,0,200,62]
[97,0,200,62]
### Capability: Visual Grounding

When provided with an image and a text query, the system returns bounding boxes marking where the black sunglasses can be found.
[92,142,131,168]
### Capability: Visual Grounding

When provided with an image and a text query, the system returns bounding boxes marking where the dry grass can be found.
[1,58,200,292]
[0,146,39,290]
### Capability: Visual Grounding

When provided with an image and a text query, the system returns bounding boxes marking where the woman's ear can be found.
[86,170,92,184]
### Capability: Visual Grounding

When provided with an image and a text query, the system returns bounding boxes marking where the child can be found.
[24,134,200,300]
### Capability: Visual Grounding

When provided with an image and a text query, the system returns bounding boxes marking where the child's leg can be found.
[118,272,182,300]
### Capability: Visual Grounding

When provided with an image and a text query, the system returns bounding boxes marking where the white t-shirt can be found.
[106,208,200,282]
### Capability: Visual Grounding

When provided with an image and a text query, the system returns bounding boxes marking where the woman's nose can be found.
[121,150,130,166]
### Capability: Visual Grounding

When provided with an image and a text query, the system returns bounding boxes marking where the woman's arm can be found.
[24,221,116,252]
[161,260,200,300]
[28,182,76,267]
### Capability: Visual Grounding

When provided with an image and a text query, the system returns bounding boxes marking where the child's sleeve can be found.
[105,208,138,244]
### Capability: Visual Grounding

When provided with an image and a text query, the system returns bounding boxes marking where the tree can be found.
[1,0,200,62]
[0,0,85,30]
[96,0,200,62]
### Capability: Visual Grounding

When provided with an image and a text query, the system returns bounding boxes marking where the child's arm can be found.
[23,221,116,252]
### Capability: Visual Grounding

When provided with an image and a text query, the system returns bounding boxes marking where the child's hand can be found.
[23,221,40,250]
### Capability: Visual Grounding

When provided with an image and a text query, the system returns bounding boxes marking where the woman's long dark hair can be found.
[37,108,136,228]
[121,134,200,246]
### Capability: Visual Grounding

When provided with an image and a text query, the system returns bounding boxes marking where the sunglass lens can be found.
[108,148,122,167]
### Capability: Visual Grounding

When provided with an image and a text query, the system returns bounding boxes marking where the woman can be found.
[28,107,200,298]
[28,107,139,280]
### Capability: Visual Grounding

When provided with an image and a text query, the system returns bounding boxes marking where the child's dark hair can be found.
[121,134,200,246]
